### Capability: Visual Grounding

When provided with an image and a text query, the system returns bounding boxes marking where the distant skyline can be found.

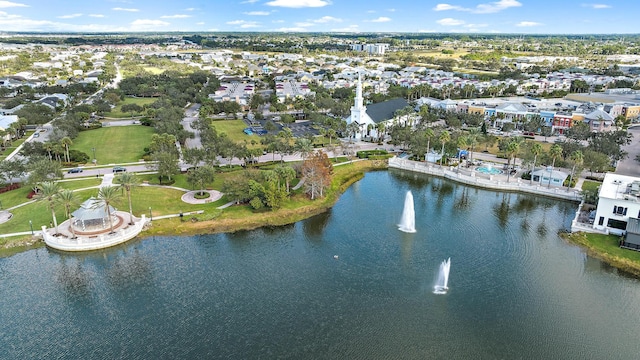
[0,0,637,34]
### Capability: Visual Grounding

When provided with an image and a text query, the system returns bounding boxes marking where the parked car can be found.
[33,133,39,138]
[67,167,83,173]
[112,166,127,173]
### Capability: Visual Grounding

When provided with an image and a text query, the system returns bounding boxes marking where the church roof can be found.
[365,98,410,124]
[71,197,116,221]
[585,109,613,122]
[496,102,528,113]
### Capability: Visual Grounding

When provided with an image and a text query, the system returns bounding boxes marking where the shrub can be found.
[249,196,264,210]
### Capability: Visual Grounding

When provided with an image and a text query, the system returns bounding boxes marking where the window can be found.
[598,216,605,226]
[607,218,627,230]
[613,206,628,215]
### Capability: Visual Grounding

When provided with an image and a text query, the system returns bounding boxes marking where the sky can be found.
[0,0,637,34]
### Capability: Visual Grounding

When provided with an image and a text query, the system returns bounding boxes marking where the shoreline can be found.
[0,161,382,257]
[4,160,640,280]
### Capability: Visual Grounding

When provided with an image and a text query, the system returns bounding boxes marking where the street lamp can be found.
[92,147,96,164]
[149,206,152,221]
[29,220,33,235]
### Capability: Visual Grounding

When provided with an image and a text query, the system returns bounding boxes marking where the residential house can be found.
[592,173,640,235]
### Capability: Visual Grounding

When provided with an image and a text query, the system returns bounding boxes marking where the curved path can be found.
[181,190,223,204]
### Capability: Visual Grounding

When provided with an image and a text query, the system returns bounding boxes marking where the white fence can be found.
[43,214,148,252]
[389,157,582,202]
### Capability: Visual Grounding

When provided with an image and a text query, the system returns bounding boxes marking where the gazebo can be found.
[70,197,118,232]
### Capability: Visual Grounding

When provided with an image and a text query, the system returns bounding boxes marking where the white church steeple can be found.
[346,71,374,133]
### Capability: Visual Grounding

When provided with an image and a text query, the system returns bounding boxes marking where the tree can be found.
[588,130,632,163]
[152,151,179,184]
[95,185,122,234]
[56,189,79,239]
[302,151,332,200]
[506,139,521,182]
[438,130,450,166]
[60,137,73,163]
[117,172,139,225]
[529,142,543,185]
[295,138,314,160]
[548,144,563,188]
[584,149,610,176]
[567,150,584,192]
[186,165,216,196]
[457,136,469,169]
[121,103,143,117]
[35,182,61,235]
[27,157,62,189]
[274,165,297,193]
[466,128,480,162]
[565,121,591,141]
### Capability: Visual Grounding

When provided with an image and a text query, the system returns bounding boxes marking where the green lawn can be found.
[104,97,157,118]
[142,66,165,75]
[71,126,155,164]
[211,120,254,144]
[0,132,34,160]
[582,180,602,192]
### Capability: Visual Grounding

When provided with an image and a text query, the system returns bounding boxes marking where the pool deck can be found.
[389,157,582,202]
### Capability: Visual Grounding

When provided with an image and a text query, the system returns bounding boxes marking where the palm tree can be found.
[60,137,73,163]
[506,139,520,182]
[56,189,79,239]
[467,128,480,162]
[375,122,385,143]
[424,128,434,161]
[117,172,139,225]
[548,144,563,188]
[35,181,61,235]
[327,128,337,145]
[529,143,543,185]
[457,135,469,170]
[96,186,122,234]
[567,150,584,192]
[438,130,450,167]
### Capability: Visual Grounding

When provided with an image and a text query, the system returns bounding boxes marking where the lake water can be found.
[2,170,640,359]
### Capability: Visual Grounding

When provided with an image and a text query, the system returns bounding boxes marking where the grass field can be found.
[71,126,155,164]
[104,97,157,118]
[565,94,615,104]
[211,120,255,144]
[564,232,640,277]
[582,180,602,192]
[142,66,165,75]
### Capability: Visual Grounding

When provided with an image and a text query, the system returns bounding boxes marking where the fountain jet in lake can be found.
[433,258,451,294]
[398,191,416,233]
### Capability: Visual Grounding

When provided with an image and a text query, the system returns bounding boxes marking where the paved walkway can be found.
[181,190,223,204]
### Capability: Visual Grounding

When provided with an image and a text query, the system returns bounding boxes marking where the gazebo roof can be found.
[71,197,116,221]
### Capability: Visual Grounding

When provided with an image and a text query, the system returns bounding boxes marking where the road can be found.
[182,103,202,149]
[64,164,151,179]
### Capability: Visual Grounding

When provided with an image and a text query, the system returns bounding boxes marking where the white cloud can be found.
[272,20,285,23]
[241,0,259,3]
[369,16,391,23]
[516,21,542,27]
[433,3,470,11]
[313,16,341,23]
[295,22,315,27]
[196,22,205,25]
[58,13,83,19]
[367,10,375,13]
[387,8,396,12]
[437,17,465,26]
[581,3,611,9]
[266,0,331,8]
[226,20,261,28]
[433,0,521,14]
[89,14,105,18]
[131,19,170,30]
[160,14,192,19]
[112,7,139,12]
[185,7,197,11]
[0,1,28,8]
[476,0,521,13]
[244,11,271,15]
